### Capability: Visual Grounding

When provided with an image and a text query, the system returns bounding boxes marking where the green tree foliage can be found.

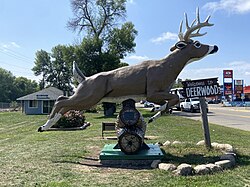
[0,68,15,102]
[0,67,38,102]
[32,45,75,93]
[68,0,137,76]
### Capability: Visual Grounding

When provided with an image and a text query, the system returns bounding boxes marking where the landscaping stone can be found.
[205,163,222,173]
[155,142,163,146]
[211,142,219,148]
[172,141,182,145]
[194,164,210,175]
[196,140,205,146]
[151,160,161,169]
[163,140,171,146]
[173,163,193,176]
[158,163,177,171]
[216,144,234,152]
[215,160,234,169]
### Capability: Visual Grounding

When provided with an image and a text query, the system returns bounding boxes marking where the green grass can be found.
[0,110,249,187]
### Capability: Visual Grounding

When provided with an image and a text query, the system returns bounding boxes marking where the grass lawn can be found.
[0,110,249,187]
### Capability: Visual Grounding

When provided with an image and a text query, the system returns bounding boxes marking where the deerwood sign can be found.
[182,78,220,98]
[182,78,220,149]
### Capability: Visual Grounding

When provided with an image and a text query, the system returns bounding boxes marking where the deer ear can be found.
[175,41,187,49]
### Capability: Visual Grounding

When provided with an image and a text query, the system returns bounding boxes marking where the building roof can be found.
[244,86,250,94]
[17,87,64,101]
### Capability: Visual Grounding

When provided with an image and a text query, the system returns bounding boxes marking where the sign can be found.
[224,83,233,95]
[223,70,233,78]
[234,79,244,95]
[182,78,220,98]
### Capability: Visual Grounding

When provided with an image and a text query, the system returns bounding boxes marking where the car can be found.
[144,101,155,108]
[180,98,208,113]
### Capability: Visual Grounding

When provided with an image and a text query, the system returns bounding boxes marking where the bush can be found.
[52,110,85,128]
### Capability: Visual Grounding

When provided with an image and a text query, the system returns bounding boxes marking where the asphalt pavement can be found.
[173,104,250,131]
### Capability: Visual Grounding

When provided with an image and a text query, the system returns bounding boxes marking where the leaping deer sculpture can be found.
[38,8,218,132]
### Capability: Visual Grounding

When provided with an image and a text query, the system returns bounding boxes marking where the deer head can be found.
[170,8,218,63]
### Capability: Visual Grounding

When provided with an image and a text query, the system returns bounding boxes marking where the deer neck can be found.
[162,50,190,78]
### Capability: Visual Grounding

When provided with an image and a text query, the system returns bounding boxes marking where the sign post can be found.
[182,78,220,150]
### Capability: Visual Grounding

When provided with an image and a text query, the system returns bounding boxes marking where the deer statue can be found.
[38,8,218,132]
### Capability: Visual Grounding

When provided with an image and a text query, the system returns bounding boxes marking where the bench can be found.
[101,122,116,138]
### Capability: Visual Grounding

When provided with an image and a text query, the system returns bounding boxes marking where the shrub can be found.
[52,110,85,128]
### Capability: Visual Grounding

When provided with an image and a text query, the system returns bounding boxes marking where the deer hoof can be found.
[38,126,44,132]
[151,107,155,112]
[148,118,153,123]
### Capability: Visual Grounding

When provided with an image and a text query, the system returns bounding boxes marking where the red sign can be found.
[223,70,233,78]
[224,82,233,95]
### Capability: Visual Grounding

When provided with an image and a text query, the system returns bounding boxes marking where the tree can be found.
[32,45,75,94]
[32,50,51,89]
[13,77,39,99]
[0,68,15,102]
[68,0,137,76]
[0,67,39,102]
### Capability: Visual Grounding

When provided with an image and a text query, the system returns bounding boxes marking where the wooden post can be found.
[199,97,211,150]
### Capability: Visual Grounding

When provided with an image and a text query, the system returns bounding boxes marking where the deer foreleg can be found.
[38,112,62,132]
[147,92,179,123]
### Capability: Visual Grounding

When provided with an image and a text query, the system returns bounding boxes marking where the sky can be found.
[1,0,250,86]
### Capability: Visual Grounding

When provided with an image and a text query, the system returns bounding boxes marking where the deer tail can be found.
[73,61,86,83]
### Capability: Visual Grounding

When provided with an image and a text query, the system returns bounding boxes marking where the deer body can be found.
[38,8,218,131]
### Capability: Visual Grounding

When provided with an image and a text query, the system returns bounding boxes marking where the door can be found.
[43,100,55,114]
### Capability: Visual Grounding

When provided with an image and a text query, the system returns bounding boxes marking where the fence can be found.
[0,102,20,112]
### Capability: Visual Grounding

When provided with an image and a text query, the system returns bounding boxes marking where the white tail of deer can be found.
[38,8,218,132]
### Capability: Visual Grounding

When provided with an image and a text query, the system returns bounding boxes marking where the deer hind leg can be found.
[147,92,179,123]
[38,96,74,132]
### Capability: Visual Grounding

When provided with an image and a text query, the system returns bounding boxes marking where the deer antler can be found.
[178,8,214,41]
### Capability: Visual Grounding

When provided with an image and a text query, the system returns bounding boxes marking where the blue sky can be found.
[1,0,250,85]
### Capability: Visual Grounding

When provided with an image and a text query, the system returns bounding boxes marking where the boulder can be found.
[151,160,161,169]
[173,163,193,176]
[216,144,234,152]
[196,140,205,146]
[172,141,182,145]
[158,163,177,171]
[194,164,210,175]
[163,140,171,146]
[205,163,222,173]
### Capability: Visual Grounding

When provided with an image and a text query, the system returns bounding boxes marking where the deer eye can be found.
[194,41,201,48]
[175,41,187,49]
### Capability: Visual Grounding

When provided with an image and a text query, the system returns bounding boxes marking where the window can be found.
[29,100,38,108]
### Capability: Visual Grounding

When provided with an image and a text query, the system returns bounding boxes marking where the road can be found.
[173,104,250,131]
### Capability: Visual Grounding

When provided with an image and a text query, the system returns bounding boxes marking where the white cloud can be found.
[10,42,20,48]
[203,0,250,14]
[126,55,149,61]
[151,32,178,44]
[179,60,250,85]
[127,0,135,5]
[0,41,20,49]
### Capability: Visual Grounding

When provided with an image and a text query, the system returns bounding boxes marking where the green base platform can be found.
[99,144,164,166]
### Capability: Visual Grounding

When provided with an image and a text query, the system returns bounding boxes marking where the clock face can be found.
[119,132,142,154]
[119,108,140,127]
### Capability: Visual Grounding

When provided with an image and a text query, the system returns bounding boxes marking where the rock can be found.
[216,144,234,152]
[155,142,163,146]
[172,141,182,145]
[196,140,205,146]
[158,163,177,171]
[205,163,222,173]
[194,164,210,175]
[211,142,219,148]
[215,160,234,169]
[220,154,236,166]
[173,163,193,176]
[151,160,161,169]
[163,140,171,146]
